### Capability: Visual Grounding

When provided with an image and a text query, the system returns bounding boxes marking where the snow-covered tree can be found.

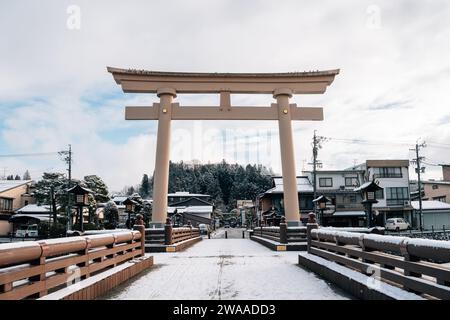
[104,200,119,229]
[34,172,71,207]
[139,174,151,199]
[23,170,31,180]
[83,175,110,203]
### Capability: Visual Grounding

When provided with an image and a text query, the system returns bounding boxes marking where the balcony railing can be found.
[386,199,409,206]
[373,173,403,178]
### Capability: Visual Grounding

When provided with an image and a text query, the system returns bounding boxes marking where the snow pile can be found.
[363,234,406,246]
[407,237,450,250]
[0,241,41,250]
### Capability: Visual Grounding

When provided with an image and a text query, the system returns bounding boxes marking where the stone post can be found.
[133,218,146,257]
[164,217,173,245]
[279,216,288,244]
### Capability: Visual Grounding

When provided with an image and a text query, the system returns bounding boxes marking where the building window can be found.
[0,198,13,212]
[373,167,403,178]
[386,187,409,206]
[319,178,333,187]
[375,189,384,199]
[433,196,447,202]
[432,184,439,190]
[345,177,359,187]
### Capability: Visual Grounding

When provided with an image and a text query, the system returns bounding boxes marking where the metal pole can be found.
[66,144,72,232]
[415,142,424,231]
[313,131,318,214]
[79,205,84,232]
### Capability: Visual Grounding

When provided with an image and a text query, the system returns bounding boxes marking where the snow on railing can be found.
[307,224,450,299]
[0,228,145,300]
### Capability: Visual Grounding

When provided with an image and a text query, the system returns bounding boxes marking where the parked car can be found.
[15,224,39,238]
[385,218,410,231]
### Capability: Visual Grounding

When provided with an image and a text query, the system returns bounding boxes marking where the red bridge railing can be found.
[0,227,145,300]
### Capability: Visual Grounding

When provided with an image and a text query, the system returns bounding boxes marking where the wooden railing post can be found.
[133,224,146,257]
[306,223,318,253]
[306,213,318,253]
[32,242,49,298]
[165,217,173,245]
[279,217,288,244]
[187,220,192,239]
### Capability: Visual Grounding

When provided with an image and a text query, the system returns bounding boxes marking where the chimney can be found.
[442,165,450,181]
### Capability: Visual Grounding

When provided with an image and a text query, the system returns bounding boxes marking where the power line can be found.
[0,151,61,158]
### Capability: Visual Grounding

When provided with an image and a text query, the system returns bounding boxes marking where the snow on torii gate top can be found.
[108,66,339,227]
[107,67,340,121]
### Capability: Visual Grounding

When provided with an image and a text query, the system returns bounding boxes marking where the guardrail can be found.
[254,222,307,244]
[306,223,450,299]
[170,227,200,244]
[0,227,145,300]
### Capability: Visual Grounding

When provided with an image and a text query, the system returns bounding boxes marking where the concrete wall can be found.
[0,182,33,211]
[314,172,364,191]
[423,183,450,204]
[368,167,410,208]
[0,221,10,236]
[443,166,450,181]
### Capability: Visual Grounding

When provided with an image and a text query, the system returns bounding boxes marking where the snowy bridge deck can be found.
[103,233,351,300]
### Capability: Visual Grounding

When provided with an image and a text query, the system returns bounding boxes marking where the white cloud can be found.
[1,0,450,190]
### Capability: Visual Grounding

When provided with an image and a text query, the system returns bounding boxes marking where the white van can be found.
[15,224,39,238]
[385,218,410,231]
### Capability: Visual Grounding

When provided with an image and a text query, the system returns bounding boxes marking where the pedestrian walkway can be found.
[103,236,352,300]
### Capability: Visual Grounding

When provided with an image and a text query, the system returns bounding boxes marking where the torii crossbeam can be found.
[108,67,339,227]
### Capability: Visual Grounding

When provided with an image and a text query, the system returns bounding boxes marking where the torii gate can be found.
[108,67,339,227]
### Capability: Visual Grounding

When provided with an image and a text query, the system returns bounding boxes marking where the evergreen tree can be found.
[6,175,13,180]
[23,170,31,180]
[104,200,119,229]
[83,175,110,203]
[14,174,21,180]
[127,186,135,196]
[139,174,151,199]
[34,172,72,208]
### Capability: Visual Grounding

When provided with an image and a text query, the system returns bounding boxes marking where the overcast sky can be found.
[1,0,450,191]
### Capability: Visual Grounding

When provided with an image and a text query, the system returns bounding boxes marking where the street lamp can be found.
[312,195,331,225]
[354,179,383,228]
[123,197,136,229]
[68,184,92,232]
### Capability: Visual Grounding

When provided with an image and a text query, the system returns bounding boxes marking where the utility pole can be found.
[410,140,426,231]
[67,144,72,231]
[59,144,73,232]
[308,131,327,214]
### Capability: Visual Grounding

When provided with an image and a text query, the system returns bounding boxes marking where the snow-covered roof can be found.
[333,211,366,217]
[16,204,51,213]
[265,176,313,194]
[168,192,210,197]
[422,180,450,185]
[185,206,213,213]
[9,214,55,222]
[0,180,33,193]
[411,201,450,211]
[167,205,213,214]
[112,196,128,203]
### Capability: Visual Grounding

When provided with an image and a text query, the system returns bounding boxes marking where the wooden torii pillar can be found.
[108,67,339,227]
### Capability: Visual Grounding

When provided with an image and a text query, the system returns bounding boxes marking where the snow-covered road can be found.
[103,238,352,300]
